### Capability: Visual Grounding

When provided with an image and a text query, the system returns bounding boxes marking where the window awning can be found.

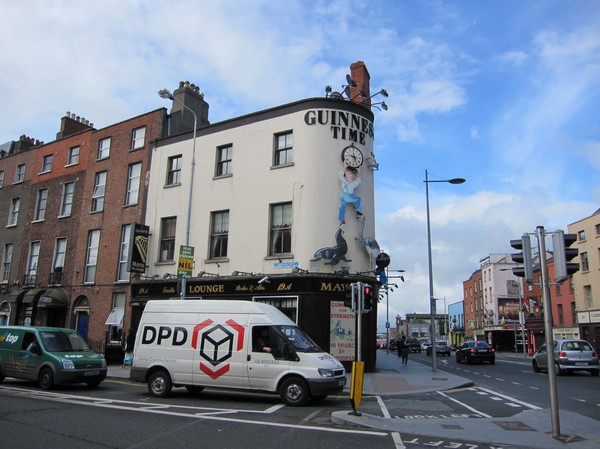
[22,289,46,305]
[37,288,68,308]
[6,289,26,303]
[105,308,124,326]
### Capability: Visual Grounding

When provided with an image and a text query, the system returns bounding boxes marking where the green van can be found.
[0,326,107,389]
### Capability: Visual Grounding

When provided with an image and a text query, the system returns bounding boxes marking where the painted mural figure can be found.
[338,162,362,225]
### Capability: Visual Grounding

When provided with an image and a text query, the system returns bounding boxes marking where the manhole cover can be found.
[441,424,463,430]
[554,434,584,444]
[494,421,535,431]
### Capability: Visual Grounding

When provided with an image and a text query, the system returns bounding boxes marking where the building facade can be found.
[569,209,600,348]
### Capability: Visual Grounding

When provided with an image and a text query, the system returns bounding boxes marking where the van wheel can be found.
[148,370,172,397]
[0,368,4,383]
[185,385,204,395]
[39,368,54,390]
[280,377,309,406]
[590,370,599,377]
[86,380,102,388]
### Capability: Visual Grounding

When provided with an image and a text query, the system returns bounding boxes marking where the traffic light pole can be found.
[537,226,561,438]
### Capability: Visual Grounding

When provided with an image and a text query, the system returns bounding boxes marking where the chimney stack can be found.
[349,61,371,107]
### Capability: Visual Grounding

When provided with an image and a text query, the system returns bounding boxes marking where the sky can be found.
[1,1,599,333]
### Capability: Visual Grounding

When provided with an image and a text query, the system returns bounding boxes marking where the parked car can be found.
[421,341,432,352]
[455,341,495,364]
[406,338,422,353]
[532,339,599,376]
[426,341,451,356]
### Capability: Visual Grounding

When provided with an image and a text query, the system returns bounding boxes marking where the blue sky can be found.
[1,1,598,332]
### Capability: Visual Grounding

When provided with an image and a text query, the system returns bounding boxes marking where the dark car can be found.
[406,338,422,353]
[426,341,451,356]
[532,339,599,376]
[455,341,495,364]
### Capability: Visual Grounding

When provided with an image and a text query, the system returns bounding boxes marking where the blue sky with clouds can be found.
[1,1,598,331]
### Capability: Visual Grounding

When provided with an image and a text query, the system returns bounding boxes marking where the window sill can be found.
[271,162,294,170]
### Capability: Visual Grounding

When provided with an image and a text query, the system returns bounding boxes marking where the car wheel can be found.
[38,367,54,390]
[280,376,309,406]
[532,359,541,373]
[490,359,495,365]
[148,370,173,398]
[554,362,564,376]
[456,354,461,364]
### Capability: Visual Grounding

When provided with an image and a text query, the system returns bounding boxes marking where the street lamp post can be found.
[425,169,465,372]
[158,88,197,300]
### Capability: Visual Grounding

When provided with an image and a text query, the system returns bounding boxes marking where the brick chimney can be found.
[349,61,371,107]
[56,112,94,140]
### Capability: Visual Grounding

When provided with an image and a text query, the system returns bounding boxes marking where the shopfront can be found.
[130,273,379,371]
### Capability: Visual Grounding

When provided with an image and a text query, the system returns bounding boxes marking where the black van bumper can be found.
[307,376,346,395]
[55,368,107,385]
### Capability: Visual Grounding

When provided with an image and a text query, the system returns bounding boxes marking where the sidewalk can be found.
[107,352,600,448]
[332,350,600,449]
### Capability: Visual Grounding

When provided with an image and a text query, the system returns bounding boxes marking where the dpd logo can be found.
[192,319,244,379]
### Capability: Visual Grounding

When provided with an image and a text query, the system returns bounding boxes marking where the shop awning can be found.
[6,289,26,303]
[22,288,46,305]
[37,288,68,308]
[105,308,124,326]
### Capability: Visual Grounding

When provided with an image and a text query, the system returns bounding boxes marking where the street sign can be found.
[177,245,194,278]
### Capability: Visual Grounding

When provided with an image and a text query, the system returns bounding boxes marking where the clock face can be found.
[341,146,364,168]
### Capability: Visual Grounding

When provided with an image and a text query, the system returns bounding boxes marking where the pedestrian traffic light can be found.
[362,284,373,312]
[552,230,579,283]
[510,235,533,283]
[344,283,357,311]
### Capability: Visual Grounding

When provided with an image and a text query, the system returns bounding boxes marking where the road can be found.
[1,353,598,449]
[409,350,600,421]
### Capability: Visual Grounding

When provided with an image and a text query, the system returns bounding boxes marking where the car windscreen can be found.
[40,331,91,352]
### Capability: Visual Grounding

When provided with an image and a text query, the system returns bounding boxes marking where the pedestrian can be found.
[399,336,409,365]
[122,330,136,368]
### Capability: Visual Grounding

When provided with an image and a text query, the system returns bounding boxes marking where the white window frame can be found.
[60,182,75,216]
[131,126,146,150]
[53,237,67,272]
[84,229,100,283]
[117,224,131,281]
[67,146,80,165]
[8,197,20,226]
[98,137,111,160]
[27,241,41,279]
[14,164,25,183]
[125,162,142,206]
[0,170,5,187]
[2,243,13,282]
[167,155,182,185]
[41,154,53,173]
[91,171,107,212]
[34,188,48,221]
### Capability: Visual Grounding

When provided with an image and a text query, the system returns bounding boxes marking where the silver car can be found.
[532,339,599,376]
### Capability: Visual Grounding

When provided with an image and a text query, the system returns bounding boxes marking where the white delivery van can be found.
[130,300,346,406]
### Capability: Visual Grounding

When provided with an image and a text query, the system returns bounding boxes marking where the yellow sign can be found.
[349,361,364,415]
[177,245,194,278]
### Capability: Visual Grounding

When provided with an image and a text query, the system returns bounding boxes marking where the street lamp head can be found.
[158,88,173,100]
[448,178,466,185]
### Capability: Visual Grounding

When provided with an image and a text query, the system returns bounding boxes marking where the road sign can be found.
[177,245,194,278]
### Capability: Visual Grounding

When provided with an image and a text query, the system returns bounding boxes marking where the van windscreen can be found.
[40,331,91,352]
[276,325,322,353]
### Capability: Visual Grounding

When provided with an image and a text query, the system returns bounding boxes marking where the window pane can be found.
[61,182,75,216]
[132,127,146,150]
[126,163,141,205]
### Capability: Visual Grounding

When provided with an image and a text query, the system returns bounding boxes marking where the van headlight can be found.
[61,359,75,370]
[318,368,334,378]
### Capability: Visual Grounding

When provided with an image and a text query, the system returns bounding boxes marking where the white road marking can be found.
[437,390,492,418]
[475,386,541,410]
[377,395,405,449]
[0,385,386,437]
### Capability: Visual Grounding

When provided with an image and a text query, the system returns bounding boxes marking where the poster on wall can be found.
[329,301,355,361]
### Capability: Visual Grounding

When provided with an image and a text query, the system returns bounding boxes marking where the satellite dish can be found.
[345,74,356,87]
[330,91,344,99]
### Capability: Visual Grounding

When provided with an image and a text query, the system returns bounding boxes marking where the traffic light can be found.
[552,230,579,282]
[510,235,533,283]
[344,283,357,311]
[362,284,373,312]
